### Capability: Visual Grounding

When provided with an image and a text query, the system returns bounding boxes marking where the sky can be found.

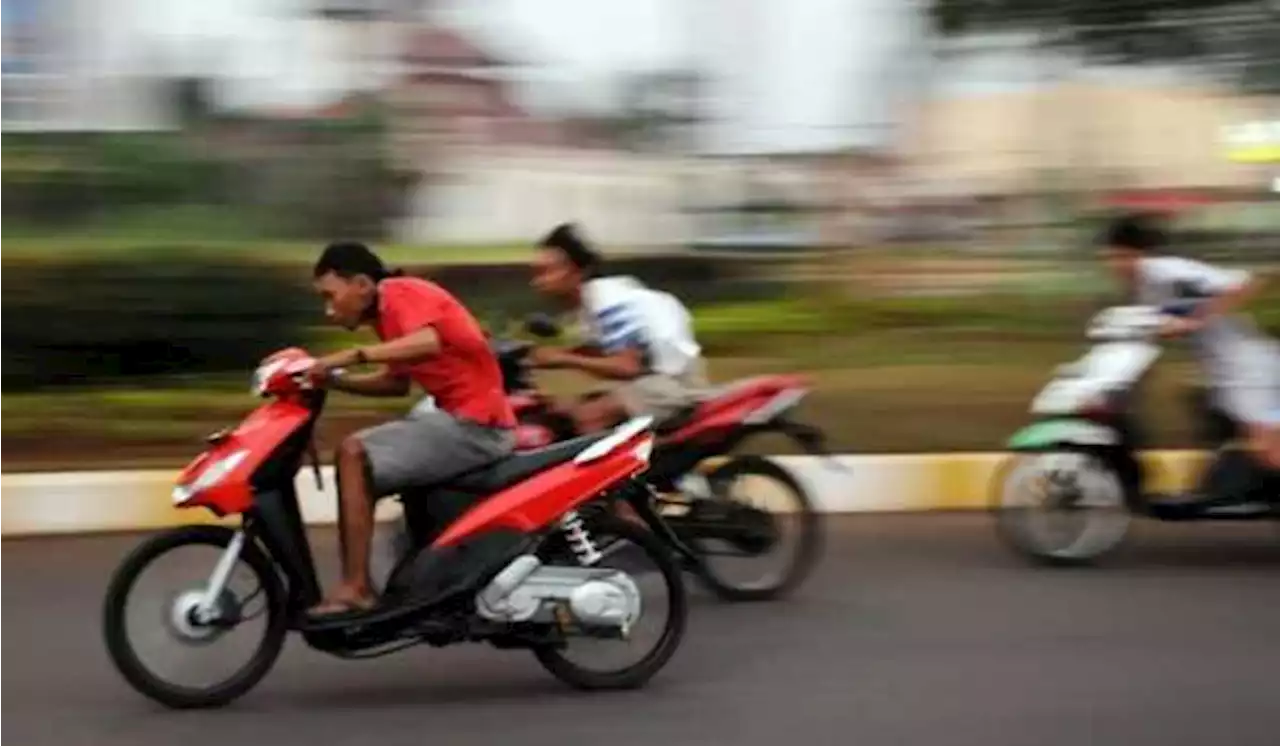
[30,0,930,152]
[9,0,1199,152]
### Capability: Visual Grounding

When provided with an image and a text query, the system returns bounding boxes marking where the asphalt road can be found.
[4,514,1278,746]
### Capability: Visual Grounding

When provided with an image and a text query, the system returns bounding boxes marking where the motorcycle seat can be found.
[656,404,701,435]
[654,377,776,435]
[448,431,612,494]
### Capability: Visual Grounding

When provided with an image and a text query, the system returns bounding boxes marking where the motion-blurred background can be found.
[4,0,1279,470]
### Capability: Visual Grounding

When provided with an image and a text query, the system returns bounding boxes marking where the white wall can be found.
[396,147,842,247]
[398,147,701,247]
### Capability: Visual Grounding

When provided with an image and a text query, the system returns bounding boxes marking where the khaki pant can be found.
[614,359,710,423]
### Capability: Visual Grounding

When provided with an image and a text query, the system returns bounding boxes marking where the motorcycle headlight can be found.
[172,449,251,505]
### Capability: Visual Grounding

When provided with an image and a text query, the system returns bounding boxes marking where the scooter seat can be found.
[656,404,701,435]
[448,431,612,494]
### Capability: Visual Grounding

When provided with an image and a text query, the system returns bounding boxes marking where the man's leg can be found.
[570,390,629,433]
[309,436,380,614]
[311,412,514,616]
[1246,421,1280,471]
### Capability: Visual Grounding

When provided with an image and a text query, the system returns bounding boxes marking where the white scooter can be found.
[993,304,1279,566]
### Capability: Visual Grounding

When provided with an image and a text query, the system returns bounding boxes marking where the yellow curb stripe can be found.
[1,451,1209,537]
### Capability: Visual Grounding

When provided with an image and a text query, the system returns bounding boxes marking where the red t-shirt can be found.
[374,277,515,429]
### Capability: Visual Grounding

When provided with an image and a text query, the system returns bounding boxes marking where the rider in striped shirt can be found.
[528,223,707,433]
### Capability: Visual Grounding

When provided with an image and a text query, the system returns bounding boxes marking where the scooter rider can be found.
[526,223,708,432]
[306,241,516,617]
[1099,212,1280,474]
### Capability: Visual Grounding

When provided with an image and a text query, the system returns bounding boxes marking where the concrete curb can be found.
[0,451,1206,537]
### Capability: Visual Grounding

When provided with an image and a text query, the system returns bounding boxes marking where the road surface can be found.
[4,515,1278,746]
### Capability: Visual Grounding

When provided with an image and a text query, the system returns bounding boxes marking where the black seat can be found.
[448,432,613,493]
[656,404,700,435]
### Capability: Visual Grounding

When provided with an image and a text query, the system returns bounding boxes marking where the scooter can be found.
[485,315,830,601]
[993,304,1279,566]
[102,348,688,709]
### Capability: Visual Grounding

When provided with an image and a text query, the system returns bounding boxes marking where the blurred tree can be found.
[171,76,217,128]
[608,69,704,153]
[929,0,1280,93]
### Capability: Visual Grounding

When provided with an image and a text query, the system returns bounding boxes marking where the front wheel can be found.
[533,518,687,690]
[103,525,288,709]
[676,456,823,601]
[992,450,1133,567]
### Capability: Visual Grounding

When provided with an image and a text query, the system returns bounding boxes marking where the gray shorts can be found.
[615,359,709,423]
[1202,327,1280,427]
[354,409,514,497]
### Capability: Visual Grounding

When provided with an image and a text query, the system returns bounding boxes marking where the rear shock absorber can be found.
[560,510,602,566]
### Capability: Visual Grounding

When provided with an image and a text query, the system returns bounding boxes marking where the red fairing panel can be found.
[663,374,808,444]
[431,432,654,548]
[174,399,312,515]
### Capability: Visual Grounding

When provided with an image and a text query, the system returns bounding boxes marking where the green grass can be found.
[2,332,1209,472]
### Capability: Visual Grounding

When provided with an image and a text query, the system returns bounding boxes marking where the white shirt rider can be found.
[579,275,702,377]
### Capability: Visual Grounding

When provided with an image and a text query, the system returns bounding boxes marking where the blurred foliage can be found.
[2,252,313,390]
[1,95,417,241]
[0,250,789,391]
[1,134,232,225]
[929,0,1280,93]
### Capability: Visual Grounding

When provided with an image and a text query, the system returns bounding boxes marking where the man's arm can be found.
[1196,273,1258,323]
[1162,257,1258,331]
[330,367,412,398]
[319,328,441,369]
[535,346,645,380]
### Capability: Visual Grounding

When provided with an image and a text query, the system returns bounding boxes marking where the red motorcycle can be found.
[102,348,687,709]
[489,315,829,602]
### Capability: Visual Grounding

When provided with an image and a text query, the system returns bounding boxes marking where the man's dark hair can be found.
[313,241,402,281]
[1099,212,1166,253]
[539,223,601,276]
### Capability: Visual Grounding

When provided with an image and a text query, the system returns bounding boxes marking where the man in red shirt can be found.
[306,242,515,617]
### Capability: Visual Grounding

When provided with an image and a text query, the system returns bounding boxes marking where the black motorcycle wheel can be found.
[532,517,687,691]
[684,456,823,602]
[103,525,288,709]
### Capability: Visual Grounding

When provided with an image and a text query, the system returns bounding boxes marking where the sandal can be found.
[306,595,377,620]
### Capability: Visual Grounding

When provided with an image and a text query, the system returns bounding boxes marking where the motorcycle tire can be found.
[687,455,823,602]
[990,451,1133,568]
[103,525,289,709]
[532,517,688,691]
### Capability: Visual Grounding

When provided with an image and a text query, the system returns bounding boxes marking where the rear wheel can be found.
[532,518,687,690]
[674,456,822,601]
[103,525,288,709]
[992,451,1133,567]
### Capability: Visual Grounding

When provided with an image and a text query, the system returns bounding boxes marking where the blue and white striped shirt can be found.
[581,276,701,376]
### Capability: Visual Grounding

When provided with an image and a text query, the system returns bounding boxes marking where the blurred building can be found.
[2,0,170,131]
[901,81,1280,197]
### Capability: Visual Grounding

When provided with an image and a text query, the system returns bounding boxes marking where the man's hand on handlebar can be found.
[527,346,571,369]
[1159,315,1204,339]
[305,349,363,386]
[527,344,605,370]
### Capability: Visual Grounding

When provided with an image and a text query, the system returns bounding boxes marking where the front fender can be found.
[1007,419,1122,451]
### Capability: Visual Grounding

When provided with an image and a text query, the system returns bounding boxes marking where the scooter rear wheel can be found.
[682,456,823,601]
[103,525,288,709]
[532,518,687,690]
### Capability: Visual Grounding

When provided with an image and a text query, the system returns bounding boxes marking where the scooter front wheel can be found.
[992,451,1132,567]
[103,525,288,709]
